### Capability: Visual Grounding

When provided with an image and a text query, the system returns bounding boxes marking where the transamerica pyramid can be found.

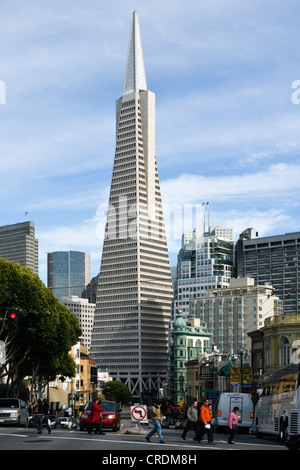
[90,12,173,398]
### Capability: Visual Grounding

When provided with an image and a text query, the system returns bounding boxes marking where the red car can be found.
[80,400,122,432]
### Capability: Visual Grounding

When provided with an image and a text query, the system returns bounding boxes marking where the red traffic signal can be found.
[7,309,19,334]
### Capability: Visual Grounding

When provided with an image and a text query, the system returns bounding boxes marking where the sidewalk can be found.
[119,406,148,435]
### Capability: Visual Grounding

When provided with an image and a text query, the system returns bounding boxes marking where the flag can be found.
[201,202,205,206]
[24,212,28,216]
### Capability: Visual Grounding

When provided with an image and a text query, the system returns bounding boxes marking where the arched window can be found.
[281,336,291,366]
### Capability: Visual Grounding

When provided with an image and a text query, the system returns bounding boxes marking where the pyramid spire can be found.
[123,11,147,95]
[91,12,173,399]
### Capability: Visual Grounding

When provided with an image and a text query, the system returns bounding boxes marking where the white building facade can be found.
[61,296,95,354]
[190,277,282,355]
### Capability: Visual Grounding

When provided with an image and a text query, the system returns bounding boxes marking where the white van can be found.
[214,392,254,432]
[0,398,29,427]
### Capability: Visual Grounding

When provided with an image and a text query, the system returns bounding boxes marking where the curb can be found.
[119,422,148,435]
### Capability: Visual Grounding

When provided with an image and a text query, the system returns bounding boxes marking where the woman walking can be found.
[228,407,239,444]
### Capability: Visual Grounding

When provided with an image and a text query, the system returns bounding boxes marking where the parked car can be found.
[0,398,29,427]
[167,417,176,426]
[28,414,34,427]
[161,417,170,429]
[80,400,121,432]
[71,418,79,429]
[57,417,72,429]
[175,418,187,429]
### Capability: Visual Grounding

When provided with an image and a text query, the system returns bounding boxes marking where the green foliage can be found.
[0,258,82,396]
[101,380,132,404]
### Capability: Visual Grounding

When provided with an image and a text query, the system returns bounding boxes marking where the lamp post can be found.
[239,350,244,393]
[238,349,249,393]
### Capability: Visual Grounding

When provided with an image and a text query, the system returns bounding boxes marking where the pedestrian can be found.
[195,399,208,442]
[228,406,239,444]
[88,399,105,435]
[204,404,215,445]
[196,399,215,444]
[145,401,165,444]
[200,399,215,445]
[33,399,44,434]
[42,399,51,434]
[182,400,199,441]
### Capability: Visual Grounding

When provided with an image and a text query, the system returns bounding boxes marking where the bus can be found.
[214,392,254,432]
[254,363,300,449]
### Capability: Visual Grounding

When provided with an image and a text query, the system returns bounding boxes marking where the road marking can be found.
[0,429,286,450]
[0,432,29,438]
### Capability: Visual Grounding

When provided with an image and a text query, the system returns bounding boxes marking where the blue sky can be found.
[1,0,300,285]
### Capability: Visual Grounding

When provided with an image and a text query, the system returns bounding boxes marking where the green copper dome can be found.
[174,310,186,328]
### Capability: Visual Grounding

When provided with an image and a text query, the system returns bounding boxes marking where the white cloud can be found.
[1,0,300,282]
[161,163,300,205]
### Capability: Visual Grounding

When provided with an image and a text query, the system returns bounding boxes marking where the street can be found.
[0,421,288,453]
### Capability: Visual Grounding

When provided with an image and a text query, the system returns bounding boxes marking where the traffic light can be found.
[7,309,19,334]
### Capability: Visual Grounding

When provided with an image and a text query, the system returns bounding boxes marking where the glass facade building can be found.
[236,229,300,315]
[47,250,90,299]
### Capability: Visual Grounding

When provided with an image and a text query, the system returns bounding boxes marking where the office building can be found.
[47,251,90,299]
[172,225,234,325]
[236,229,300,314]
[81,274,99,304]
[0,221,38,275]
[90,12,173,397]
[190,277,282,354]
[61,295,95,353]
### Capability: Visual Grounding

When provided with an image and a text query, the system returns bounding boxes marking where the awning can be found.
[218,362,232,377]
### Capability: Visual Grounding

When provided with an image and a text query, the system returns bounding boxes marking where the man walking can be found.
[42,399,51,434]
[182,400,199,441]
[145,401,165,444]
[33,399,44,434]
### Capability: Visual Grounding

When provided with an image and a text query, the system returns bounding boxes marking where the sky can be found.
[1,0,300,286]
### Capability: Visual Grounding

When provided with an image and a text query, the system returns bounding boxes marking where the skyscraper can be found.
[47,250,90,299]
[91,12,173,397]
[172,224,234,325]
[0,221,38,275]
[236,228,300,315]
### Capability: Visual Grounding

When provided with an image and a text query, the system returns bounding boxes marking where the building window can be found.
[281,336,291,366]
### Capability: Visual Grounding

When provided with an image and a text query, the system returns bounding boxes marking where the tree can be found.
[0,258,82,397]
[101,381,132,404]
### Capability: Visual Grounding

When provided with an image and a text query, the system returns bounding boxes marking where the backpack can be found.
[149,407,155,419]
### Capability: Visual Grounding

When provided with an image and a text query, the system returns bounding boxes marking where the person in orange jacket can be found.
[196,399,215,444]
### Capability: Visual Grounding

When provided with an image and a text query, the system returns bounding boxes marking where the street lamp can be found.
[238,349,249,393]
